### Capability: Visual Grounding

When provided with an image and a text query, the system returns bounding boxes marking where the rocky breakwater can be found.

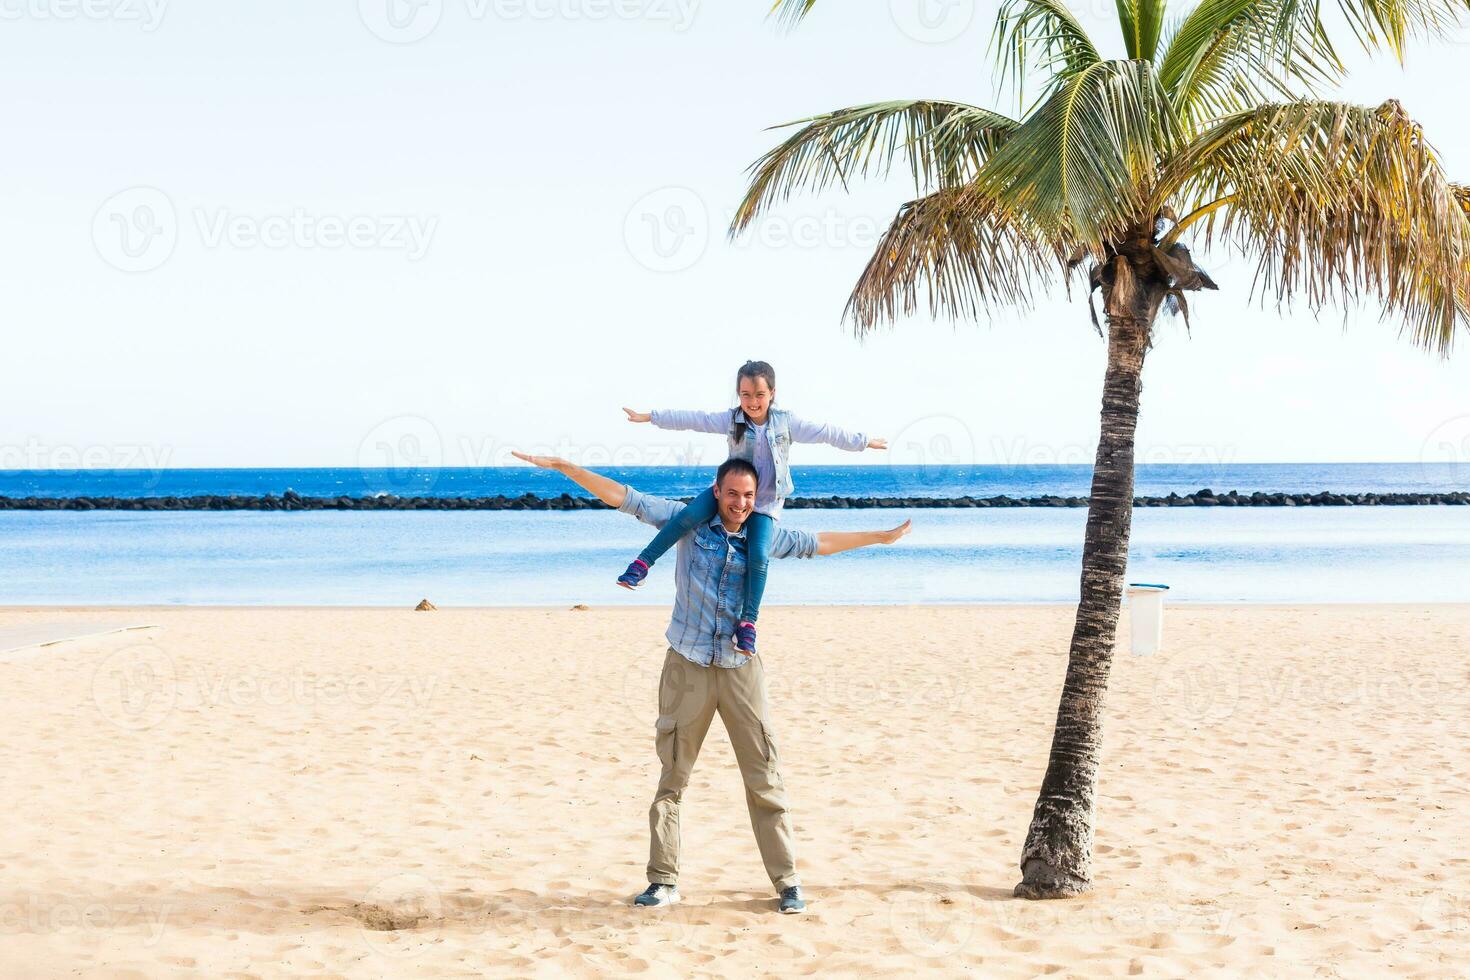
[0,488,1466,511]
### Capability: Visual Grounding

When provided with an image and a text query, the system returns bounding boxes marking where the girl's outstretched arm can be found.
[787,414,887,452]
[625,407,730,434]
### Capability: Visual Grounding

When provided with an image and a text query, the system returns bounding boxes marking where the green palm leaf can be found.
[1116,0,1169,60]
[845,185,1058,330]
[974,60,1180,252]
[992,0,1104,105]
[1157,0,1470,125]
[1171,98,1470,351]
[766,0,817,27]
[731,100,1019,235]
[1157,0,1338,124]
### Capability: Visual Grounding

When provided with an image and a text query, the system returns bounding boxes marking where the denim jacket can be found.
[617,485,819,667]
[649,407,867,515]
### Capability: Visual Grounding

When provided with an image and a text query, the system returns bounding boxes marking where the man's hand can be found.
[511,450,568,472]
[867,437,889,450]
[623,407,652,423]
[510,450,628,508]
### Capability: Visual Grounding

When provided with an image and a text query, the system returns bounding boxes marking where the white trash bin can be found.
[1126,583,1170,656]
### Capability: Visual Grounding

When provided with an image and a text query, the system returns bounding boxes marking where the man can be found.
[512,451,911,915]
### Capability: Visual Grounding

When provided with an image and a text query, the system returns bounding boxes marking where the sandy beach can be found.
[1,604,1466,978]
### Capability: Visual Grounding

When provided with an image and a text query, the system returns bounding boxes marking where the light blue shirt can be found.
[649,408,867,518]
[617,485,819,667]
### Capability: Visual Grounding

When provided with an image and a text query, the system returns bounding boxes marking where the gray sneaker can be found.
[779,886,805,914]
[633,883,680,908]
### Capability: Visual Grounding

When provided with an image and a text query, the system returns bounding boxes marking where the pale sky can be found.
[2,0,1468,472]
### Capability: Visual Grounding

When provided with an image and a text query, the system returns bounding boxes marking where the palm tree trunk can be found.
[1014,306,1151,900]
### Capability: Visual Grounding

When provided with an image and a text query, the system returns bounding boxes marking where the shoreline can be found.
[2,487,1468,511]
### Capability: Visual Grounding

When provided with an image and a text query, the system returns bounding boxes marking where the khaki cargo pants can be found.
[647,646,800,891]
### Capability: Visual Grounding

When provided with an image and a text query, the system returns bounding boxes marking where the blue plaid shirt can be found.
[617,485,819,667]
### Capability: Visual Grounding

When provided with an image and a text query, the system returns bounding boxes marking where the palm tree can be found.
[735,0,1470,899]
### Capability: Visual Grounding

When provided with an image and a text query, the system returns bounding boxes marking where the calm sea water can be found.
[1,465,1466,606]
[3,462,1467,499]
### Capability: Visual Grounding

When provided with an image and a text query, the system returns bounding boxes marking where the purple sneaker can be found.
[618,559,650,590]
[733,621,757,655]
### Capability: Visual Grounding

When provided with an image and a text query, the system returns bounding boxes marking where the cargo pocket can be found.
[758,721,779,769]
[655,714,677,769]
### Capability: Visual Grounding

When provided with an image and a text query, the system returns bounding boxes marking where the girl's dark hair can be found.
[731,360,776,444]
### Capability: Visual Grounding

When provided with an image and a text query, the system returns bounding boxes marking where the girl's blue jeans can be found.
[637,485,772,623]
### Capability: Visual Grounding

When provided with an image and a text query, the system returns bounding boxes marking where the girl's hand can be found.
[867,437,888,450]
[623,407,652,424]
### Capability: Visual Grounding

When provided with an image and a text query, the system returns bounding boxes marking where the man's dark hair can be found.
[715,457,758,488]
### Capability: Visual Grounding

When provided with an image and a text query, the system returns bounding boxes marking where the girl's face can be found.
[737,375,773,422]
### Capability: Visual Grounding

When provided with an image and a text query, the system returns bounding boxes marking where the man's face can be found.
[715,471,757,529]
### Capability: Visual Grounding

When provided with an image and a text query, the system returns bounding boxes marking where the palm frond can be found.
[766,0,817,28]
[844,184,1060,332]
[1156,0,1340,126]
[1116,0,1168,60]
[1157,0,1470,126]
[973,60,1180,253]
[992,0,1103,106]
[1172,99,1470,352]
[731,100,1018,234]
[1335,0,1469,59]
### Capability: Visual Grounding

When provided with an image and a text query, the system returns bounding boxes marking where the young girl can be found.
[618,360,886,655]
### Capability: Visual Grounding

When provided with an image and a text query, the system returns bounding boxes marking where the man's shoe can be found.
[618,559,650,590]
[633,883,680,908]
[778,886,805,914]
[733,621,758,655]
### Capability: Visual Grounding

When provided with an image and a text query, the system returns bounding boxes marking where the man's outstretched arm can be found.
[815,519,912,556]
[511,451,627,508]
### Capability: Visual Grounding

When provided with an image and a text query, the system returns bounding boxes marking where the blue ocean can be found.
[2,464,1467,605]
